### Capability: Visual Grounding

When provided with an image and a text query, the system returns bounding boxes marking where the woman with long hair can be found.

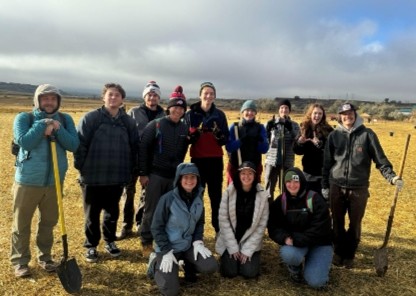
[293,103,333,194]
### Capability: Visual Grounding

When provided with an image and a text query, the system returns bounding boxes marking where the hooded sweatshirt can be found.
[322,114,396,189]
[151,163,205,255]
[13,84,80,186]
[268,167,332,248]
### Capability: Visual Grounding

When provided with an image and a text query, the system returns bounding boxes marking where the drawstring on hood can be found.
[283,167,307,199]
[34,84,62,118]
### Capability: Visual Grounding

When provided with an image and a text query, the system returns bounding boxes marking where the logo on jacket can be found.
[358,147,362,151]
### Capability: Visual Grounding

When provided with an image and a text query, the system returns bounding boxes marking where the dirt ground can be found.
[0,96,415,295]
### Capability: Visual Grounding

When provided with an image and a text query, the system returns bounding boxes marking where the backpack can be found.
[11,111,66,159]
[281,190,316,215]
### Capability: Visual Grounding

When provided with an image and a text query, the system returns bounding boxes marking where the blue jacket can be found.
[13,109,80,186]
[151,163,205,255]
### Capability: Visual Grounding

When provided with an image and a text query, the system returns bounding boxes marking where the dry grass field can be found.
[0,96,415,295]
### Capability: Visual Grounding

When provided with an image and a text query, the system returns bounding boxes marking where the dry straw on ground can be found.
[0,96,415,295]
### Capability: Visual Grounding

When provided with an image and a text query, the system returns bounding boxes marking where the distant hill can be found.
[0,82,72,96]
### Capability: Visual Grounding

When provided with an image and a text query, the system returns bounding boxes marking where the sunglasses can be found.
[200,81,214,87]
[146,83,159,89]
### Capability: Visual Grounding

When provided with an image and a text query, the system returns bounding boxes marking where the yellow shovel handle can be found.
[51,141,66,236]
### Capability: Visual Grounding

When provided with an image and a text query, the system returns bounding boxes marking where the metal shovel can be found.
[374,134,410,276]
[50,132,82,293]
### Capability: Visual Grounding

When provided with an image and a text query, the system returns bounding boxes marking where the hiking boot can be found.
[147,252,157,279]
[86,247,98,263]
[116,228,133,241]
[14,264,31,277]
[344,258,354,269]
[104,242,122,257]
[38,260,58,272]
[142,245,154,258]
[332,253,343,267]
[289,272,303,283]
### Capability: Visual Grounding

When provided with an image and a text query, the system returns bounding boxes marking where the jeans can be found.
[280,245,332,288]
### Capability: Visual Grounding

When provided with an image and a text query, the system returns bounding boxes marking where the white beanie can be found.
[142,81,161,99]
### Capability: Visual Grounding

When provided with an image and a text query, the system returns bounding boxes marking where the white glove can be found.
[193,241,212,261]
[160,250,178,273]
[392,176,404,191]
[321,188,329,200]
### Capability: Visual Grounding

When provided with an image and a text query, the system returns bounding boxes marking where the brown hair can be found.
[101,83,126,99]
[300,103,332,138]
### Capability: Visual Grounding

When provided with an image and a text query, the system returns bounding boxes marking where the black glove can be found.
[188,129,201,144]
[239,134,247,142]
[256,133,264,143]
[284,120,293,131]
[266,119,276,133]
[212,127,224,140]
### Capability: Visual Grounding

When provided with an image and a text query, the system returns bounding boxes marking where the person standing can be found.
[185,82,229,235]
[139,86,190,258]
[147,163,218,296]
[74,83,140,263]
[216,161,269,279]
[264,99,300,204]
[11,84,79,277]
[226,100,268,184]
[268,168,332,288]
[322,103,404,268]
[116,81,165,241]
[293,103,333,193]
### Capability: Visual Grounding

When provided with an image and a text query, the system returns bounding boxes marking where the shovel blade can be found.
[374,248,388,277]
[57,258,82,294]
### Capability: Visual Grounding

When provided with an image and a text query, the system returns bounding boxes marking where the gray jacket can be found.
[128,104,165,138]
[74,106,140,185]
[264,116,300,168]
[322,114,396,189]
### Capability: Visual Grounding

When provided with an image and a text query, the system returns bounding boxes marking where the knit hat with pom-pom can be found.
[166,85,187,113]
[142,80,161,99]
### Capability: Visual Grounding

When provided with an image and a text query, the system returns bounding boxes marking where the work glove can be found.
[392,176,404,191]
[266,119,277,133]
[321,188,329,200]
[160,250,178,273]
[193,241,212,261]
[284,120,293,132]
[41,118,55,125]
[212,127,224,140]
[188,129,201,144]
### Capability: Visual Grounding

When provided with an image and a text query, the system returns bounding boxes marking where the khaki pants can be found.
[10,182,60,266]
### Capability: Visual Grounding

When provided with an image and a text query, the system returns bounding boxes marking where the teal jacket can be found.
[152,163,205,255]
[13,109,80,186]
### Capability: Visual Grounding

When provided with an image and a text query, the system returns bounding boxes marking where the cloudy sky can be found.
[1,0,416,101]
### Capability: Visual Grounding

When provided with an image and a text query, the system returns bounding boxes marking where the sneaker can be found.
[344,258,354,269]
[14,264,31,277]
[86,247,98,263]
[116,228,133,241]
[142,245,155,258]
[147,252,157,279]
[332,253,343,267]
[289,272,303,283]
[104,242,122,257]
[38,260,58,272]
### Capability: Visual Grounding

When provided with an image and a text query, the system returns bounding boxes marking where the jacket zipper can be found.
[345,133,351,187]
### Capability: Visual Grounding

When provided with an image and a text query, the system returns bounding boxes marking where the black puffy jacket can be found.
[268,167,332,247]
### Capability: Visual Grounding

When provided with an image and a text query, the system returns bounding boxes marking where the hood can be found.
[174,163,202,190]
[283,167,307,199]
[232,161,259,192]
[338,113,364,134]
[34,84,62,118]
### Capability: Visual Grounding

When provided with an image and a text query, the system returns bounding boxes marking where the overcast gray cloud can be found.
[1,0,416,101]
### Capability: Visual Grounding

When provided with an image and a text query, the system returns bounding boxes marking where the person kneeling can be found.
[147,163,218,296]
[216,161,269,278]
[268,168,332,288]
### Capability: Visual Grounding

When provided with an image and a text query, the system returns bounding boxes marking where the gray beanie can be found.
[34,84,62,118]
[240,100,257,113]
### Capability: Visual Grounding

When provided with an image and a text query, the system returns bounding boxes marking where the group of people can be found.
[11,81,404,295]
